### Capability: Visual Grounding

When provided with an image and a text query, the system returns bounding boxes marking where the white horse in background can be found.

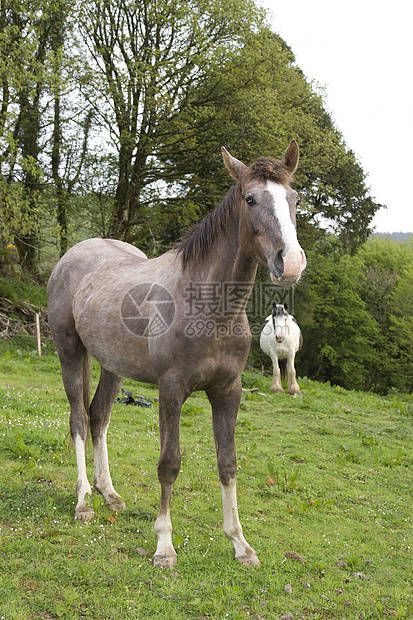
[260,302,302,395]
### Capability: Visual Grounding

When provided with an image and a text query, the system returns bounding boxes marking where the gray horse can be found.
[47,141,306,568]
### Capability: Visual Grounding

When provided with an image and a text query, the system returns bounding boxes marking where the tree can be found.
[0,0,382,277]
[389,265,413,393]
[50,86,93,257]
[294,238,379,391]
[156,27,381,254]
[0,0,46,276]
[77,0,265,244]
[48,2,94,257]
[0,0,87,274]
[358,237,413,393]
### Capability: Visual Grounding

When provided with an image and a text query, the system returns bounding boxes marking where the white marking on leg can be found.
[221,479,259,563]
[74,434,92,518]
[154,510,177,566]
[93,429,113,495]
[93,428,125,511]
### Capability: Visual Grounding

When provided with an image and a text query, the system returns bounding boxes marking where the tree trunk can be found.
[17,96,42,278]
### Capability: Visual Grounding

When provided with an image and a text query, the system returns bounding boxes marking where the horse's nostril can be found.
[275,248,284,274]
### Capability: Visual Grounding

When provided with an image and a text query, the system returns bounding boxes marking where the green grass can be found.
[0,278,48,307]
[0,340,413,619]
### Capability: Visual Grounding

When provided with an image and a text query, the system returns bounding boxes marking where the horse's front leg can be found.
[90,368,126,512]
[270,351,283,392]
[207,380,260,566]
[286,353,300,395]
[154,377,185,568]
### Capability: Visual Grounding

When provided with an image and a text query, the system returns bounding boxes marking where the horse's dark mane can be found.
[177,156,293,269]
[177,185,238,269]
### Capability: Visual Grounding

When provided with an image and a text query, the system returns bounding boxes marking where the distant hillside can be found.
[371,231,413,243]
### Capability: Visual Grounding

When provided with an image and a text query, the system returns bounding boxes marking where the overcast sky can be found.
[263,0,413,233]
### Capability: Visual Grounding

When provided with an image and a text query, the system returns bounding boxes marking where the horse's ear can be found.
[222,147,247,180]
[281,140,299,174]
[272,301,277,310]
[284,302,288,311]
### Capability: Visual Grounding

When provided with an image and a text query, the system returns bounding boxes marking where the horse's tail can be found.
[279,359,287,381]
[83,350,92,419]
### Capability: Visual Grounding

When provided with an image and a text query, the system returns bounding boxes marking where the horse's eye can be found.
[245,196,256,206]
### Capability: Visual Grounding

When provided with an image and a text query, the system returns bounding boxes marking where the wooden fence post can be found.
[35,312,41,356]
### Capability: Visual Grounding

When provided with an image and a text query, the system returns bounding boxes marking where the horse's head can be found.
[222,141,306,285]
[272,302,289,343]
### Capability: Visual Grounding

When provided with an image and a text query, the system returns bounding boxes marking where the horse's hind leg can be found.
[90,367,125,512]
[58,340,93,521]
[207,380,260,566]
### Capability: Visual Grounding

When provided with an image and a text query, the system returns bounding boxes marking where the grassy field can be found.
[0,335,412,619]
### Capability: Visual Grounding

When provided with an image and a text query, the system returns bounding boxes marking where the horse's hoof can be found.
[75,504,94,522]
[153,554,177,569]
[270,386,283,393]
[236,553,260,567]
[106,494,126,512]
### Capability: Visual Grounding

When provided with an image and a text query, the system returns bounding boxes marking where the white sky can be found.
[263,0,413,233]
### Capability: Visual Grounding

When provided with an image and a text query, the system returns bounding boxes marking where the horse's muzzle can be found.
[270,247,306,285]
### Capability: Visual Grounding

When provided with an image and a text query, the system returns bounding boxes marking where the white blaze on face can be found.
[266,180,306,282]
